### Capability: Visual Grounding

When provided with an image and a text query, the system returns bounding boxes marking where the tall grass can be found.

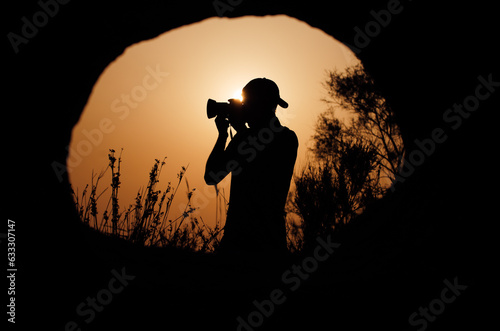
[71,149,224,253]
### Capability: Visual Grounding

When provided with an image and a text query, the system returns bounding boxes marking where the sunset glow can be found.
[68,15,360,229]
[232,89,243,101]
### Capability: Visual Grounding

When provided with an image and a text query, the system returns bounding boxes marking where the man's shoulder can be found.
[276,126,298,148]
[280,126,298,141]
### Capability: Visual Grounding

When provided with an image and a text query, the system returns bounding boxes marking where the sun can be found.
[232,89,243,101]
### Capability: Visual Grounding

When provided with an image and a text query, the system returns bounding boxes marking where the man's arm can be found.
[204,116,230,185]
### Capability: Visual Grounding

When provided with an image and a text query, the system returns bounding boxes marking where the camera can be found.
[206,98,242,119]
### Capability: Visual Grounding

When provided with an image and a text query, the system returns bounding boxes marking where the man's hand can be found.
[215,115,229,137]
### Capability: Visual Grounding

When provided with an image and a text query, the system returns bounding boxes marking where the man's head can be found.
[242,78,288,127]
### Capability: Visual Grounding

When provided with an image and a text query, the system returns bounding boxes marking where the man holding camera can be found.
[205,78,298,258]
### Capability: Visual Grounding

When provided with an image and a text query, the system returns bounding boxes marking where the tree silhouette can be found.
[290,64,404,250]
[321,64,404,182]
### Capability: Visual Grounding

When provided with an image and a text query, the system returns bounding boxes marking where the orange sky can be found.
[68,15,360,230]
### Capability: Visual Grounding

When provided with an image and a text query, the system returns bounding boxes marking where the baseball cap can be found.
[242,78,289,109]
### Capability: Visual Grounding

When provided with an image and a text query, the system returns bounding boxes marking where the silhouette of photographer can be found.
[205,78,298,257]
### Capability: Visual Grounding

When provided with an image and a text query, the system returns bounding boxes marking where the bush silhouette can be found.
[71,149,224,252]
[290,64,404,250]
